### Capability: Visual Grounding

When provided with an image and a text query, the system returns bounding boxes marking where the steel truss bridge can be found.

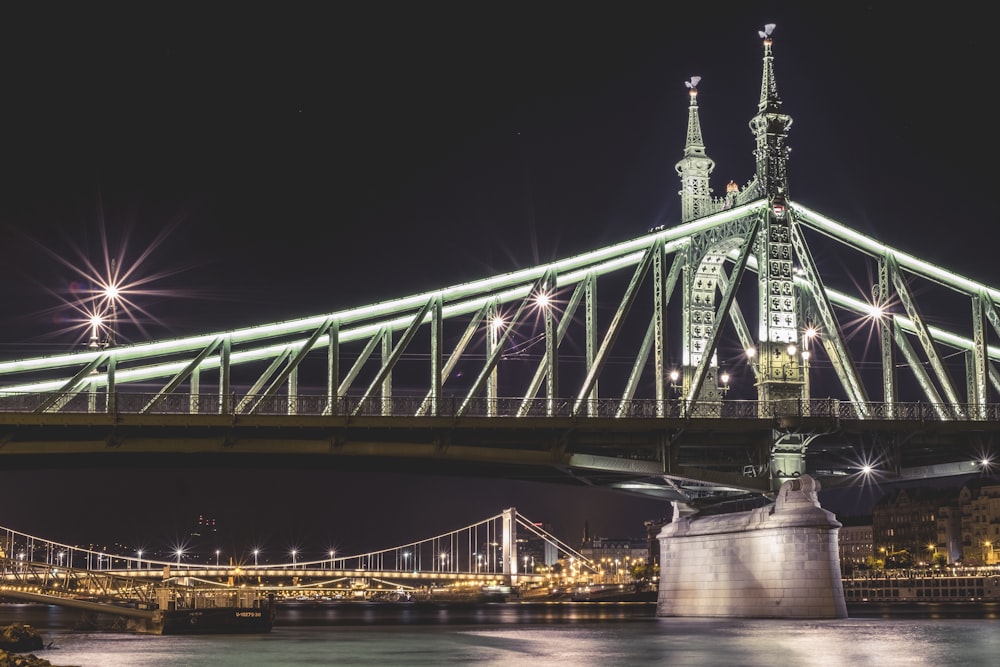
[0,197,998,504]
[1,28,999,507]
[0,509,592,613]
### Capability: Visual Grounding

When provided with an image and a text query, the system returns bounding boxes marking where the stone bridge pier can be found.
[656,475,847,618]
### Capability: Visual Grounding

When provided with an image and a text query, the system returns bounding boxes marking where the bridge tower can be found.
[675,25,809,489]
[748,24,800,410]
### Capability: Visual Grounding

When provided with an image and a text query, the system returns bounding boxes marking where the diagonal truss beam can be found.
[789,216,869,410]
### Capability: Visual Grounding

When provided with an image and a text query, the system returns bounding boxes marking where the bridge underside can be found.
[1,410,996,505]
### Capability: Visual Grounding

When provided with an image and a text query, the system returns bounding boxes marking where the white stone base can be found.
[657,475,847,618]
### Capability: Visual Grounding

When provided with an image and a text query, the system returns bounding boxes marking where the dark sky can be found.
[0,3,993,557]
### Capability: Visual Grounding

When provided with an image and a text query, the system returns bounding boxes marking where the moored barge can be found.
[130,587,276,635]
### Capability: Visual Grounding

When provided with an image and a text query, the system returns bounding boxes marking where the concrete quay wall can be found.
[657,475,847,618]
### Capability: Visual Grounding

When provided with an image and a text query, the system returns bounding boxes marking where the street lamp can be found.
[215,549,221,566]
[103,282,119,347]
[669,369,682,394]
[88,314,105,350]
[175,549,183,565]
[403,551,411,572]
[136,550,142,569]
[291,550,297,567]
[329,550,336,570]
[253,549,259,567]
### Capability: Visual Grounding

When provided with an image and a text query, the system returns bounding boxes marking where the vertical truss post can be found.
[544,278,558,417]
[652,241,669,415]
[585,273,598,416]
[971,292,990,417]
[219,337,231,415]
[381,330,392,416]
[430,296,443,417]
[87,376,97,414]
[876,257,897,417]
[190,366,200,415]
[287,359,298,415]
[105,355,117,415]
[327,320,340,415]
[487,302,500,417]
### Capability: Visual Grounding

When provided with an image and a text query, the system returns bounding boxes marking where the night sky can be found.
[0,3,993,558]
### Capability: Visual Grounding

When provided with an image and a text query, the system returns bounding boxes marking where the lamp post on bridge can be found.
[253,549,259,567]
[215,549,221,566]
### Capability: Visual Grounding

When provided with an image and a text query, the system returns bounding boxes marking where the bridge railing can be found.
[2,391,1000,422]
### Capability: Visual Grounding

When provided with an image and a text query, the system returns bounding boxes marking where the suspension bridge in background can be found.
[0,508,603,618]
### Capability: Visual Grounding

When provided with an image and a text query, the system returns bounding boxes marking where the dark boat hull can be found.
[157,606,275,635]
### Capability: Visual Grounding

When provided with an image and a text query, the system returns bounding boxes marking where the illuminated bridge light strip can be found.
[0,202,763,380]
[0,237,700,394]
[793,202,1000,302]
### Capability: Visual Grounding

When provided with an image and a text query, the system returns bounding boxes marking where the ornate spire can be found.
[748,23,792,199]
[675,76,715,222]
[756,23,781,115]
[750,23,801,410]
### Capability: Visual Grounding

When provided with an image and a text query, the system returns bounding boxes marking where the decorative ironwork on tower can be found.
[748,23,800,407]
[675,76,715,223]
[749,23,792,199]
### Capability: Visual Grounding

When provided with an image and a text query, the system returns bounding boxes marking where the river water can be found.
[3,602,999,666]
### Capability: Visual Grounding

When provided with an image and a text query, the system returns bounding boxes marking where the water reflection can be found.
[3,603,1000,666]
[275,600,657,626]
